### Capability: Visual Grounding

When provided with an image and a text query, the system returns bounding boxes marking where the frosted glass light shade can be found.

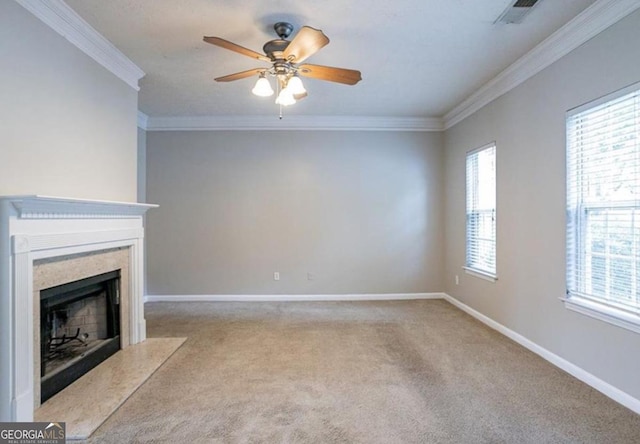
[287,76,306,95]
[275,89,296,106]
[252,76,274,97]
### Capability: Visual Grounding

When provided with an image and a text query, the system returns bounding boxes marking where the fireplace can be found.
[0,195,157,421]
[40,270,121,403]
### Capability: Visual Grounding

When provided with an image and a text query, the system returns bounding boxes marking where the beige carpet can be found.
[88,300,640,443]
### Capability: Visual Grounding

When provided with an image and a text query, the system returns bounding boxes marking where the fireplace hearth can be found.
[40,270,121,403]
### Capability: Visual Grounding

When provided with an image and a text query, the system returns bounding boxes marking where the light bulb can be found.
[252,75,274,97]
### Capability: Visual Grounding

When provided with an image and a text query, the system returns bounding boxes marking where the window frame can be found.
[464,142,498,282]
[564,82,640,334]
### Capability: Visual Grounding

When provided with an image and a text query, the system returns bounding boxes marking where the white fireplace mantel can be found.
[8,195,156,219]
[0,196,157,421]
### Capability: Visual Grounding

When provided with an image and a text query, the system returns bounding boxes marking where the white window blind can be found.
[466,143,496,277]
[566,83,640,319]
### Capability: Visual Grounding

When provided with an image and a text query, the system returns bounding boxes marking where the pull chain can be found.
[277,79,283,119]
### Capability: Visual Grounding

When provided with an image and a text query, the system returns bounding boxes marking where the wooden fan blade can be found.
[283,26,329,63]
[298,64,362,85]
[215,68,264,82]
[203,36,271,62]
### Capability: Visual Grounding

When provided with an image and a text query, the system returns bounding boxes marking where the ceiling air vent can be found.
[495,0,541,24]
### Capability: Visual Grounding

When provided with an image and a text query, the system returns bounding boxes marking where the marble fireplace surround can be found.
[33,247,131,408]
[0,196,157,421]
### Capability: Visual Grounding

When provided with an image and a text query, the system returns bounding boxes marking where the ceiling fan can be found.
[203,22,362,108]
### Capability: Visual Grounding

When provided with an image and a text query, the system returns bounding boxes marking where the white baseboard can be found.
[144,292,444,303]
[442,293,640,415]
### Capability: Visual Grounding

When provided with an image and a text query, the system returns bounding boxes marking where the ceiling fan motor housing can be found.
[263,39,290,60]
[263,22,295,61]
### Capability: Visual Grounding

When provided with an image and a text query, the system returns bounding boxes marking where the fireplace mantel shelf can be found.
[1,195,158,219]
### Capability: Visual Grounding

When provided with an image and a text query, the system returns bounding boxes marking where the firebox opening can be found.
[40,270,121,403]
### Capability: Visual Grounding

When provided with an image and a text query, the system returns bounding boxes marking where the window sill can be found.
[563,296,640,335]
[463,267,497,283]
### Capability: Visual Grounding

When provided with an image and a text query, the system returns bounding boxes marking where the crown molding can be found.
[137,111,149,130]
[16,0,145,91]
[443,0,640,130]
[144,115,444,132]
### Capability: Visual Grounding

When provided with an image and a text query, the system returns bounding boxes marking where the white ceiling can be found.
[65,0,596,119]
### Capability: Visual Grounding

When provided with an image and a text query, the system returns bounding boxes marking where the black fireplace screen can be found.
[40,270,121,403]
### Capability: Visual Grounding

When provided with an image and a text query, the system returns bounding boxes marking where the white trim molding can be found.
[563,296,640,335]
[443,293,640,415]
[137,111,149,130]
[8,195,157,219]
[16,0,145,91]
[463,267,498,283]
[144,115,444,132]
[443,0,640,130]
[145,293,445,303]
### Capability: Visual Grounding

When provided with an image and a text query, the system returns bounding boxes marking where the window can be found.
[465,143,497,280]
[566,83,640,332]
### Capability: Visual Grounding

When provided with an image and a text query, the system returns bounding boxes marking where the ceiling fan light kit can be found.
[204,22,362,115]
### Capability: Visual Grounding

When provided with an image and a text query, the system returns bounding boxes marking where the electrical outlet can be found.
[274,272,280,281]
[455,275,459,285]
[307,272,314,281]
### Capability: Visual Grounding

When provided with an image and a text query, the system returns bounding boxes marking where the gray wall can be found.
[137,126,148,295]
[444,10,640,399]
[146,130,444,295]
[0,1,138,202]
[137,127,147,202]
